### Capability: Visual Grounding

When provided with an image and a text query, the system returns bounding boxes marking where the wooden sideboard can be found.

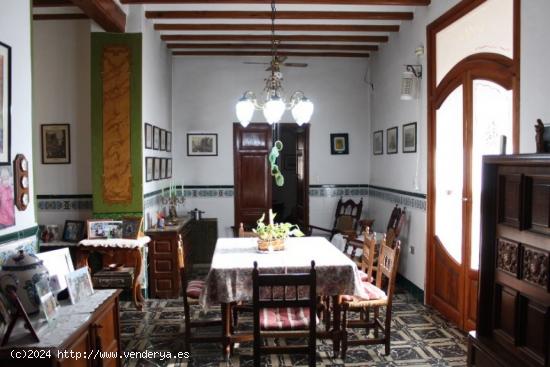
[468,155,550,367]
[0,289,122,367]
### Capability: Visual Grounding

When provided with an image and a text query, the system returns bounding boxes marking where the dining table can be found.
[199,236,369,358]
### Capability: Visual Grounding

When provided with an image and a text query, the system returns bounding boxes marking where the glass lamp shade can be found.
[291,98,314,125]
[400,71,417,100]
[263,96,285,125]
[236,97,255,127]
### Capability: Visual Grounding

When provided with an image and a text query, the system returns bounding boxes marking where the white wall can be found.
[0,0,36,237]
[172,56,371,235]
[141,13,173,229]
[520,0,550,153]
[32,20,92,228]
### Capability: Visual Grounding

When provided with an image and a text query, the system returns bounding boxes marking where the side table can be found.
[76,237,150,310]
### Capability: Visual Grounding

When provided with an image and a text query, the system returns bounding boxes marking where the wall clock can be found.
[14,154,30,211]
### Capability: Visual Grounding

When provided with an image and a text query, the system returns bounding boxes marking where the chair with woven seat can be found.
[252,260,318,367]
[308,197,363,241]
[339,238,401,358]
[238,222,257,238]
[180,260,222,351]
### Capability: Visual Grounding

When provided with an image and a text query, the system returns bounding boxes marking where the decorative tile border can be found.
[36,194,93,211]
[369,185,426,211]
[309,184,369,197]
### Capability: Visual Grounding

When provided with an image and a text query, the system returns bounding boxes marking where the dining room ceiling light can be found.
[235,0,313,126]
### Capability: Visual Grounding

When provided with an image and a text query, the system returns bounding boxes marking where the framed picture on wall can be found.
[402,122,417,153]
[373,130,383,155]
[0,165,15,230]
[166,132,172,152]
[187,133,218,156]
[160,129,166,151]
[41,124,71,164]
[62,220,85,242]
[153,126,160,150]
[330,133,349,155]
[160,158,166,179]
[145,157,153,182]
[387,126,398,154]
[144,123,152,149]
[0,41,11,166]
[166,158,172,178]
[153,157,161,180]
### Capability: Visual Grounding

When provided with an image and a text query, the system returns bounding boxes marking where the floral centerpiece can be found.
[254,209,304,251]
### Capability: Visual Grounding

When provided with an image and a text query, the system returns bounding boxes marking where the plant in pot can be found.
[254,209,304,251]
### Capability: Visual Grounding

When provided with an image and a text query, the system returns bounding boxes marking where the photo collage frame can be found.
[144,122,172,182]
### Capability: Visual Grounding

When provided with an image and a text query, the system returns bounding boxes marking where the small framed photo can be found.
[153,157,161,180]
[41,124,71,164]
[146,157,153,182]
[62,220,85,242]
[373,130,383,155]
[402,122,417,153]
[387,126,398,154]
[167,158,172,178]
[144,123,152,149]
[153,126,160,150]
[87,219,109,239]
[35,278,59,322]
[330,133,349,155]
[65,267,94,305]
[166,132,172,152]
[160,158,166,179]
[187,133,218,156]
[122,216,143,239]
[160,129,166,151]
[37,248,75,294]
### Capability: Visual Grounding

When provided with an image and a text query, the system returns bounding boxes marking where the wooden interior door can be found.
[426,0,519,331]
[233,123,273,227]
[295,125,309,231]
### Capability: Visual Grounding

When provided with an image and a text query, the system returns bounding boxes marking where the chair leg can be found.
[384,307,392,356]
[183,301,191,352]
[373,307,380,338]
[341,307,348,360]
[324,296,331,331]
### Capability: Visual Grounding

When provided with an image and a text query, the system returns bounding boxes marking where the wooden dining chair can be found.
[180,254,222,351]
[252,261,318,367]
[339,239,401,358]
[238,222,257,238]
[308,197,363,240]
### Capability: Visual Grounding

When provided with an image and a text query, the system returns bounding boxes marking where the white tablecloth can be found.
[199,236,368,308]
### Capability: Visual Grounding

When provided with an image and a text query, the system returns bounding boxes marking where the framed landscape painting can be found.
[387,126,398,154]
[144,123,152,149]
[145,157,153,182]
[402,122,417,153]
[187,133,218,156]
[41,124,70,164]
[0,42,11,165]
[330,133,349,155]
[373,130,383,155]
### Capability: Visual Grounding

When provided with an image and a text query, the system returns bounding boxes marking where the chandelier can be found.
[235,0,314,127]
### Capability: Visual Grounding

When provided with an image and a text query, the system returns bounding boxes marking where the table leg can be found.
[132,249,143,310]
[332,295,341,356]
[221,303,232,360]
[75,248,89,269]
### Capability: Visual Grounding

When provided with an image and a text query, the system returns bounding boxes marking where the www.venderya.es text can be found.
[11,349,190,361]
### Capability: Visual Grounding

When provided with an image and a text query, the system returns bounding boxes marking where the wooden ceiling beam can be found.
[68,0,126,32]
[33,0,73,6]
[161,34,388,42]
[155,23,399,32]
[124,0,429,5]
[172,51,370,57]
[146,10,413,20]
[167,43,379,51]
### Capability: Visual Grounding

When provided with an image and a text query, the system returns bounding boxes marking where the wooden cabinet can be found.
[146,217,192,298]
[189,218,218,265]
[469,155,550,367]
[0,289,122,367]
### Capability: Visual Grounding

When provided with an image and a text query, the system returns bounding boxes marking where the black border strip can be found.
[309,184,368,188]
[36,194,93,199]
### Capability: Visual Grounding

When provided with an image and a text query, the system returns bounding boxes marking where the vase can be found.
[257,238,285,252]
[0,250,49,314]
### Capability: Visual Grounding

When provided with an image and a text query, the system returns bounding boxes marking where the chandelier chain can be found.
[271,0,277,66]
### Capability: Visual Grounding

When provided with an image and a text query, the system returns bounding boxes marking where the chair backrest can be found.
[238,222,257,238]
[359,231,377,281]
[332,197,363,234]
[375,239,401,305]
[386,205,406,237]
